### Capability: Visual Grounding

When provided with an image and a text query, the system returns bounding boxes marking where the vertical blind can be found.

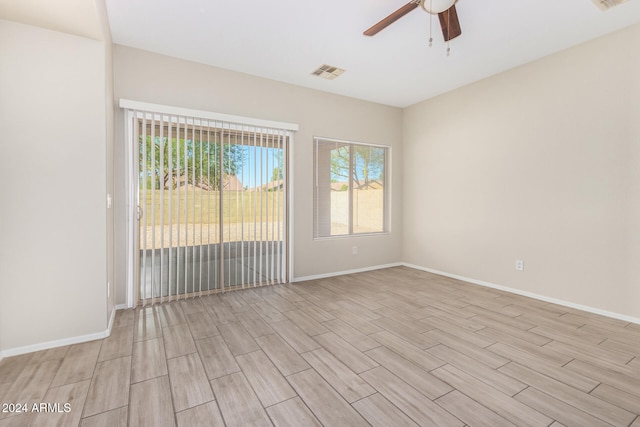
[124,103,295,306]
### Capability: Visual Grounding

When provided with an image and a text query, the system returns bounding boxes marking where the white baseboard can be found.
[0,330,110,359]
[293,262,403,283]
[403,263,640,326]
[107,307,116,337]
[0,306,130,359]
[3,262,637,359]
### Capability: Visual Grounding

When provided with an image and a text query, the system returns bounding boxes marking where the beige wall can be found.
[112,45,404,305]
[2,16,637,355]
[403,24,640,319]
[96,0,116,322]
[0,19,110,352]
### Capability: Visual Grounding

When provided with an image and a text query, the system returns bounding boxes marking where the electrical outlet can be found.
[352,246,358,255]
[515,260,524,271]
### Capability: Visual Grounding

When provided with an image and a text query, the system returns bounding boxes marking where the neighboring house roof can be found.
[250,179,284,192]
[222,175,244,191]
[331,182,349,191]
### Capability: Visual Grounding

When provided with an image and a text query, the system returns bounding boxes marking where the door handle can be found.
[136,205,143,220]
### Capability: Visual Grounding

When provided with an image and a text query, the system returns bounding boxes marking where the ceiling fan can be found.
[363,0,462,42]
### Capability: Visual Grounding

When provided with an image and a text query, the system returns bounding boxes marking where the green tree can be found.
[140,135,246,190]
[353,146,384,189]
[270,149,284,183]
[329,145,349,185]
[329,145,384,189]
[271,166,282,183]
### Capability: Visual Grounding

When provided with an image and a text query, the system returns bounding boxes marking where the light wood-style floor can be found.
[1,266,639,427]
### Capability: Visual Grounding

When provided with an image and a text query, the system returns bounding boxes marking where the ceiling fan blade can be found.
[438,4,462,41]
[363,2,419,36]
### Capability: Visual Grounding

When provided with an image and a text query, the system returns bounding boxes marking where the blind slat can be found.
[131,108,292,305]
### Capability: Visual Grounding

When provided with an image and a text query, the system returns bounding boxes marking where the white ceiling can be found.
[0,0,104,40]
[110,1,639,107]
[2,1,639,107]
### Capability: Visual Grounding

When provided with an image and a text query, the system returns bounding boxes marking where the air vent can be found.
[591,0,629,10]
[311,64,346,80]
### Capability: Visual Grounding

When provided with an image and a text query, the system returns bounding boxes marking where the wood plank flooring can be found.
[1,266,639,426]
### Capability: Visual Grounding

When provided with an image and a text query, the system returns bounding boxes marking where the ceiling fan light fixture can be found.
[420,0,457,14]
[591,0,629,10]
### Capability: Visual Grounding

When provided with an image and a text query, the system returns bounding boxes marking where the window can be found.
[123,100,297,305]
[314,137,389,238]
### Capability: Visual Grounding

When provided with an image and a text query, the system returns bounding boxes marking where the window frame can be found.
[313,136,390,239]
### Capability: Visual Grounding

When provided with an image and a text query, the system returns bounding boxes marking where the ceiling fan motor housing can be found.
[420,0,458,14]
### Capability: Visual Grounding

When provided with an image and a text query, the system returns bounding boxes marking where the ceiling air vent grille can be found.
[311,64,346,80]
[591,0,629,10]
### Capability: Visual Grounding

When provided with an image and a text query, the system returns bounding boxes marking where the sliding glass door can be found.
[127,106,291,305]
